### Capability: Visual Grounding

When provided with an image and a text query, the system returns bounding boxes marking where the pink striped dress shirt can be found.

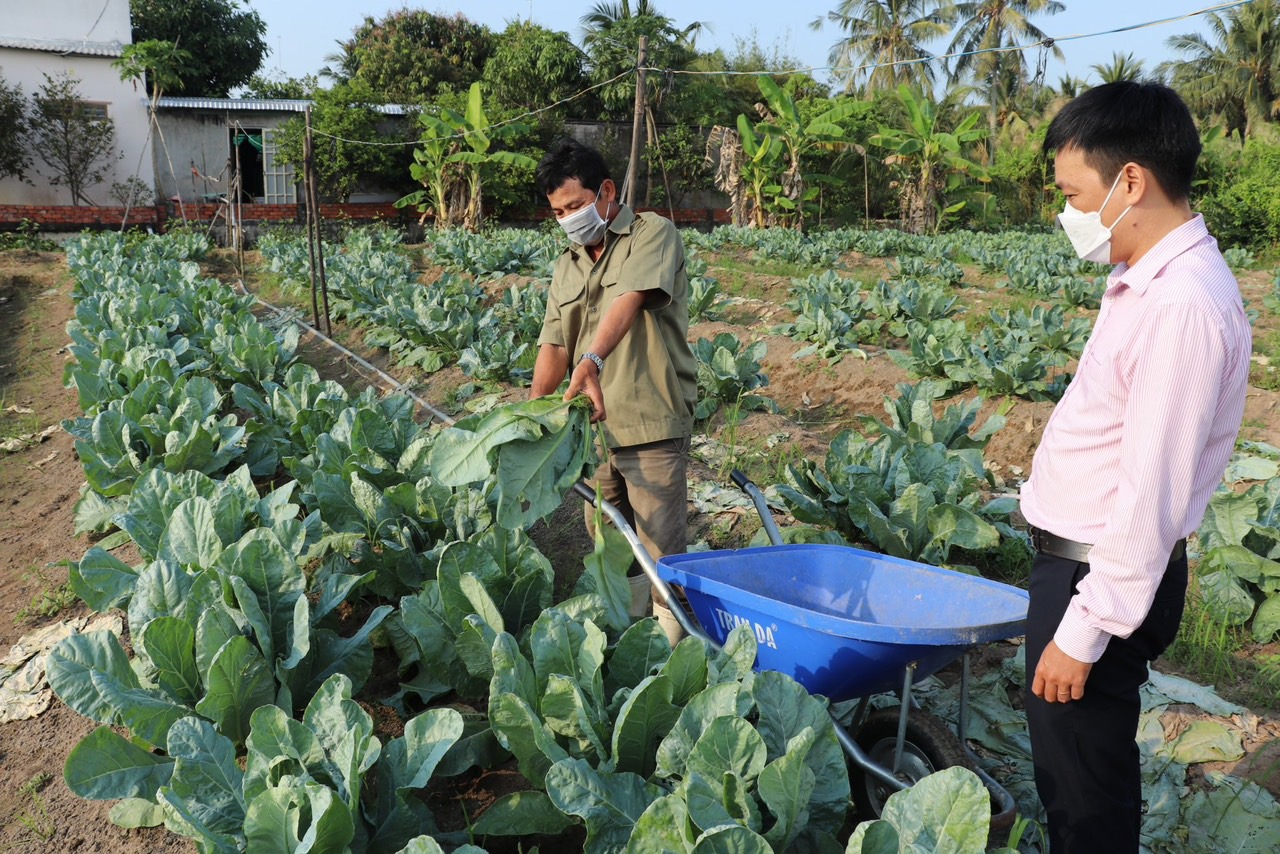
[1020,214,1252,663]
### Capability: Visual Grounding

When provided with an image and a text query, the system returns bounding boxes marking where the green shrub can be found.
[1199,140,1280,249]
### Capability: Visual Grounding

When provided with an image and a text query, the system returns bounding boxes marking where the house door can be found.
[230,128,265,202]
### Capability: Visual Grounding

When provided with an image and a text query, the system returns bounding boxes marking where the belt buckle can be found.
[1028,526,1043,552]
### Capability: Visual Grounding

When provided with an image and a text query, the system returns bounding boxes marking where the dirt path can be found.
[0,253,188,851]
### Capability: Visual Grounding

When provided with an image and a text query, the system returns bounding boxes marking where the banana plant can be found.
[396,83,536,231]
[735,113,784,229]
[870,85,989,235]
[751,76,863,231]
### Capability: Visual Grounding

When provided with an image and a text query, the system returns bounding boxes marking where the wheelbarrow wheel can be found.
[851,707,972,821]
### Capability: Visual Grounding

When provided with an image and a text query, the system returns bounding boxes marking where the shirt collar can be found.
[1109,214,1210,296]
[562,204,636,258]
[608,203,636,235]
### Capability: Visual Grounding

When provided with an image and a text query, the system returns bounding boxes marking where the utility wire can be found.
[309,69,633,149]
[642,0,1251,78]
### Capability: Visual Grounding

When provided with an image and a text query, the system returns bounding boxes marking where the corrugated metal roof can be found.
[156,97,409,115]
[0,36,125,57]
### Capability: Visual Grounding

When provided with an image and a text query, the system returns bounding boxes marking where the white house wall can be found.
[153,111,296,203]
[5,0,133,43]
[0,0,151,206]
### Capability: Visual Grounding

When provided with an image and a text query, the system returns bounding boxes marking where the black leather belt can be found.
[1028,526,1186,564]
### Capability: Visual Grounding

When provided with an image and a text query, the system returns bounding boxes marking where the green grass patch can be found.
[14,564,77,624]
[1250,328,1280,391]
[708,253,819,282]
[0,394,40,442]
[1165,579,1280,711]
[11,772,55,842]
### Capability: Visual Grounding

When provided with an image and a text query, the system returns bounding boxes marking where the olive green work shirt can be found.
[538,205,696,449]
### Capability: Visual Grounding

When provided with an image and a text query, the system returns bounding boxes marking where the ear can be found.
[600,178,618,207]
[1121,162,1148,204]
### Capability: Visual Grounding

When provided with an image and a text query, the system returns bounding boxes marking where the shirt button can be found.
[589,308,597,314]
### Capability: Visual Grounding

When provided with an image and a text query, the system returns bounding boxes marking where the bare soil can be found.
[0,253,186,851]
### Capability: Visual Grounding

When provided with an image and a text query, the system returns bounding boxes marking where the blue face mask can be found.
[557,187,608,247]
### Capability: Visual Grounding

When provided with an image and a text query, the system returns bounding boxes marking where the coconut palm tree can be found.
[579,0,709,120]
[580,1,707,51]
[1091,52,1147,84]
[1160,0,1280,138]
[946,0,1064,152]
[1055,74,1085,99]
[811,0,956,95]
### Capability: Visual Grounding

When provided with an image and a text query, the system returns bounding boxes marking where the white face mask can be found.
[557,187,608,247]
[1057,170,1133,264]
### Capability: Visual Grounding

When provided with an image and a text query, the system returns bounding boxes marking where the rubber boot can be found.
[652,592,686,648]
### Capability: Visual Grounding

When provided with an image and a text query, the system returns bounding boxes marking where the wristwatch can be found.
[580,352,605,374]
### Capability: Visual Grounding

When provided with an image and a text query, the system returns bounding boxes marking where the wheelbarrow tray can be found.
[657,544,1029,701]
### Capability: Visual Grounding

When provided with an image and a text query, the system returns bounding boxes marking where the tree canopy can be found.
[130,0,268,97]
[481,21,589,115]
[325,10,496,104]
[0,71,31,182]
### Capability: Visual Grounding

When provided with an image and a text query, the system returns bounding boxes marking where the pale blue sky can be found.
[245,1,1236,93]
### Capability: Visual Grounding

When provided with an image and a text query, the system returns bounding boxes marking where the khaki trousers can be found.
[583,436,689,564]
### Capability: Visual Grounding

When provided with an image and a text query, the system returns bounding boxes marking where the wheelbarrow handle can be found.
[572,480,711,644]
[728,470,785,547]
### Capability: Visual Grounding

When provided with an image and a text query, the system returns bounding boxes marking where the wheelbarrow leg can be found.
[850,695,871,731]
[832,716,910,794]
[958,653,1018,831]
[894,663,918,775]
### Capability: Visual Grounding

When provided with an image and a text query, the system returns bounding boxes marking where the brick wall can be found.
[0,204,161,228]
[0,202,727,233]
[0,201,412,232]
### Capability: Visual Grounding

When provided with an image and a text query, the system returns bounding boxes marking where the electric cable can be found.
[641,0,1252,79]
[309,69,633,148]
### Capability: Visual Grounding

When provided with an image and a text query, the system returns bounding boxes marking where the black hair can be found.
[1044,81,1201,201]
[535,137,611,197]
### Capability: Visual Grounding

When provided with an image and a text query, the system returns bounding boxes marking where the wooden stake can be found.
[233,140,244,275]
[622,36,648,209]
[305,110,332,335]
[303,108,321,330]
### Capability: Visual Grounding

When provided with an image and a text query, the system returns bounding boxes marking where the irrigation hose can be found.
[233,277,457,426]
[232,271,697,624]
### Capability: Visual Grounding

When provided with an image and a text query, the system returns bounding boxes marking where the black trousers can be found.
[1024,551,1187,853]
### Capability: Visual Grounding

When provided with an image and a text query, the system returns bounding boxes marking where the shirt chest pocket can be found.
[588,271,622,316]
[1079,344,1127,407]
[556,274,588,309]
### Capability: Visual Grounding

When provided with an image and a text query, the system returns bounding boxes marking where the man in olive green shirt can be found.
[530,138,696,619]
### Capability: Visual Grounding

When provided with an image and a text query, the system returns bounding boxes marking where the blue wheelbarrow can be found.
[575,470,1028,827]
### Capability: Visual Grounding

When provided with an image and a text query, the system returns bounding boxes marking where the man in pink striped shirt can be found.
[1021,81,1251,852]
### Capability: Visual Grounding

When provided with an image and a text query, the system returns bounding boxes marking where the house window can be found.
[230,126,296,204]
[46,101,109,122]
[262,128,296,204]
